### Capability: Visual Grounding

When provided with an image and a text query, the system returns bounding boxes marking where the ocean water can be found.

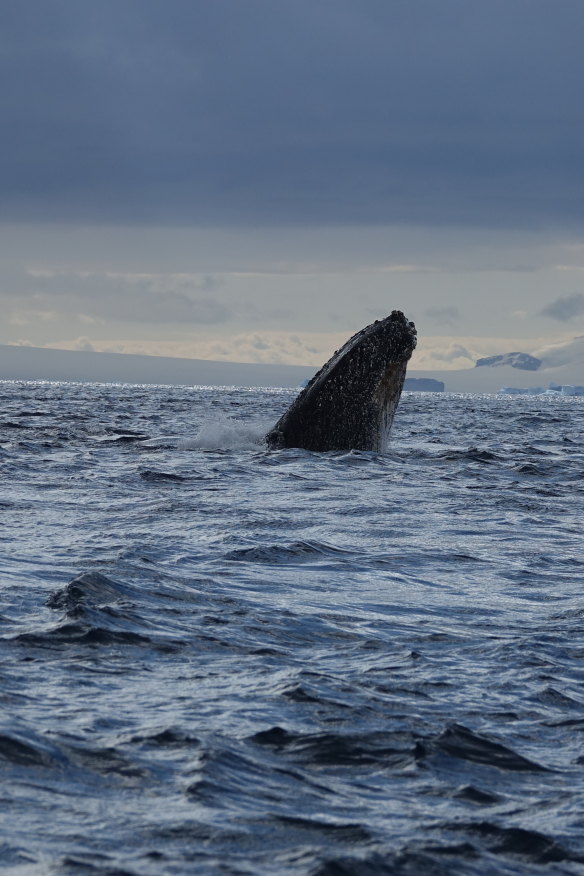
[1,380,584,876]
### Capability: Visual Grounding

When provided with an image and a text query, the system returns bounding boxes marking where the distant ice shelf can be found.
[498,383,584,396]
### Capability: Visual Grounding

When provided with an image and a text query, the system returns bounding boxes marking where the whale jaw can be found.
[266,311,417,452]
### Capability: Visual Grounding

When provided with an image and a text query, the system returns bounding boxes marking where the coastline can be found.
[1,343,582,394]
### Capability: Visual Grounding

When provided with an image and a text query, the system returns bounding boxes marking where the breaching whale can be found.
[265,311,417,452]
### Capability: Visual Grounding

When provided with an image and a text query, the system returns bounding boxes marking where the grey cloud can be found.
[540,294,584,322]
[72,336,95,352]
[535,336,584,367]
[433,344,474,363]
[425,306,461,326]
[200,276,220,292]
[0,0,583,229]
[4,270,230,325]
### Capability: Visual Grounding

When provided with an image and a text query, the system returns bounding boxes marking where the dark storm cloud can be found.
[1,0,583,227]
[541,293,584,322]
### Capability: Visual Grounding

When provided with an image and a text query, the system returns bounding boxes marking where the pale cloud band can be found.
[33,330,583,376]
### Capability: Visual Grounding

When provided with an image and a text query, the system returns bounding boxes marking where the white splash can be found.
[179,414,269,450]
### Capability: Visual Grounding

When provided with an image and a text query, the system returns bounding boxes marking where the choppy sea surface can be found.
[1,380,584,876]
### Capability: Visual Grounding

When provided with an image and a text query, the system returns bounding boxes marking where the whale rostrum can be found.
[265,311,417,452]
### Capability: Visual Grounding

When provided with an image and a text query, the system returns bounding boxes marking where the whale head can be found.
[266,311,417,452]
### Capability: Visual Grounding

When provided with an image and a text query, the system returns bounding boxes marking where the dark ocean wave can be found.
[224,540,354,564]
[1,383,583,874]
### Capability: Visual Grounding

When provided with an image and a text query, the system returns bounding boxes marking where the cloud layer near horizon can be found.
[1,0,583,228]
[13,330,580,374]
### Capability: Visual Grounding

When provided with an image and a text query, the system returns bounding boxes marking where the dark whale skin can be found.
[265,311,417,452]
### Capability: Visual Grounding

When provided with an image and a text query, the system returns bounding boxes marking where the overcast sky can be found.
[1,0,584,371]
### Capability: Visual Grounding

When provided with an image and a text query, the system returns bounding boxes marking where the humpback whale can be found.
[265,311,417,452]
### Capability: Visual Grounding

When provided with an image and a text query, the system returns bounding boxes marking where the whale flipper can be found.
[266,311,417,452]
